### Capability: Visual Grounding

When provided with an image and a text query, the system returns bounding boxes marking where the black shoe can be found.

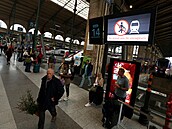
[51,116,56,122]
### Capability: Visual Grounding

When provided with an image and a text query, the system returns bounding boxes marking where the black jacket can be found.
[37,75,64,106]
[83,63,93,76]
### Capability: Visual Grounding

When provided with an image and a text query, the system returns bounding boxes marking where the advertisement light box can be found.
[106,59,141,106]
[104,8,156,45]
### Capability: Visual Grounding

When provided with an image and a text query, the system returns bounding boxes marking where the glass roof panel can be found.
[50,0,89,19]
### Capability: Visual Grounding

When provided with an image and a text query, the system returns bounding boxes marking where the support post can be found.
[122,45,127,60]
[101,44,108,78]
[33,0,41,52]
[139,72,154,126]
[69,0,77,54]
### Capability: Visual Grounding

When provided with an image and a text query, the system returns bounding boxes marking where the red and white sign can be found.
[114,20,129,36]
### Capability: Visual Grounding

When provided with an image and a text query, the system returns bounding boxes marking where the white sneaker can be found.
[64,97,69,101]
[59,98,63,102]
[85,102,91,107]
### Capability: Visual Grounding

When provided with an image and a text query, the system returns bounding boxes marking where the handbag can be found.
[90,85,98,92]
[60,78,65,85]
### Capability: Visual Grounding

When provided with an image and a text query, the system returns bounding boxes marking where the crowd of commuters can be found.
[0,42,133,129]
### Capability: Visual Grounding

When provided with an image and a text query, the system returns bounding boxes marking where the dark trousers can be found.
[38,104,57,129]
[65,84,70,97]
[89,90,95,103]
[25,63,31,72]
[114,94,126,120]
[7,56,11,64]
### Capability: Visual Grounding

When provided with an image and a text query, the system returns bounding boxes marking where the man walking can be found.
[37,68,64,129]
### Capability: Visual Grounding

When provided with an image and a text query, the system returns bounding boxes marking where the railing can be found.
[117,99,153,129]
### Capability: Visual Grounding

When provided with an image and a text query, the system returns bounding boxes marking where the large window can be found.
[50,0,89,19]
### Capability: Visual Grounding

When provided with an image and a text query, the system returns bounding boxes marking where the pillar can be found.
[127,46,134,61]
[137,46,146,64]
[84,0,107,75]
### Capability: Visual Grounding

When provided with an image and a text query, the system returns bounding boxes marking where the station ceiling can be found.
[0,0,87,41]
[0,0,172,57]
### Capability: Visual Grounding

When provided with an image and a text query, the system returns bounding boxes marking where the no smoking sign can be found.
[114,20,129,36]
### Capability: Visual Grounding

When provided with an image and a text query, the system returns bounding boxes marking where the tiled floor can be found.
[0,54,161,129]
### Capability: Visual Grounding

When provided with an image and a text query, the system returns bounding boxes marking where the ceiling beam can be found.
[41,0,71,30]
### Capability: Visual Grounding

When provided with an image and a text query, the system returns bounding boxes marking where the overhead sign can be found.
[89,17,103,45]
[104,8,156,45]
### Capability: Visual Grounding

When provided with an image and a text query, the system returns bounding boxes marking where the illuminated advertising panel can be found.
[106,59,141,105]
[110,61,136,104]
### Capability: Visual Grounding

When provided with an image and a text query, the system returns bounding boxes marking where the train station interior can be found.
[0,0,172,129]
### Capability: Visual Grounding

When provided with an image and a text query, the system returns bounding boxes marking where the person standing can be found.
[59,62,72,101]
[114,68,129,120]
[114,68,129,101]
[37,68,64,129]
[6,48,13,65]
[79,60,93,87]
[48,54,55,69]
[37,51,43,64]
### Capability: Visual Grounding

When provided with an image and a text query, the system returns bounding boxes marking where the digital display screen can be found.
[104,8,156,45]
[110,61,136,104]
[107,13,151,42]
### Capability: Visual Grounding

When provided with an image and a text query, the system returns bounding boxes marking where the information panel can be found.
[104,8,156,45]
[89,17,103,45]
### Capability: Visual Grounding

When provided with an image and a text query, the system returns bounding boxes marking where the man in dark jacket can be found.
[37,68,64,129]
[79,60,93,87]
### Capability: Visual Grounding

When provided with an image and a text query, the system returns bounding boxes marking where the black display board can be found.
[104,8,156,45]
[89,17,103,45]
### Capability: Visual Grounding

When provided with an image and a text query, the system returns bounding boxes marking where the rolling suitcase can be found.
[33,64,40,73]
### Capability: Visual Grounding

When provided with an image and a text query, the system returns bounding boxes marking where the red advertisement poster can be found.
[110,61,136,104]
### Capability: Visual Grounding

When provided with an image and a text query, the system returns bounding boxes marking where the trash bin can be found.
[33,64,40,73]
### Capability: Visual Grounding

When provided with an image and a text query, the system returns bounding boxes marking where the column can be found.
[84,0,107,75]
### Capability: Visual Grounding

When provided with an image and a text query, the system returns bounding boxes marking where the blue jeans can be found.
[79,74,92,87]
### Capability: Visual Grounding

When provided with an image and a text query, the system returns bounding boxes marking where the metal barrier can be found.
[117,99,153,129]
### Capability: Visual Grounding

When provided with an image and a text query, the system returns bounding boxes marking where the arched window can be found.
[10,24,26,33]
[73,39,80,44]
[28,28,41,35]
[65,37,71,42]
[0,20,7,29]
[81,41,85,46]
[55,35,64,41]
[44,32,52,38]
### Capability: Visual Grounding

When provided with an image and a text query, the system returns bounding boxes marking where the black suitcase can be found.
[102,99,121,129]
[93,86,104,105]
